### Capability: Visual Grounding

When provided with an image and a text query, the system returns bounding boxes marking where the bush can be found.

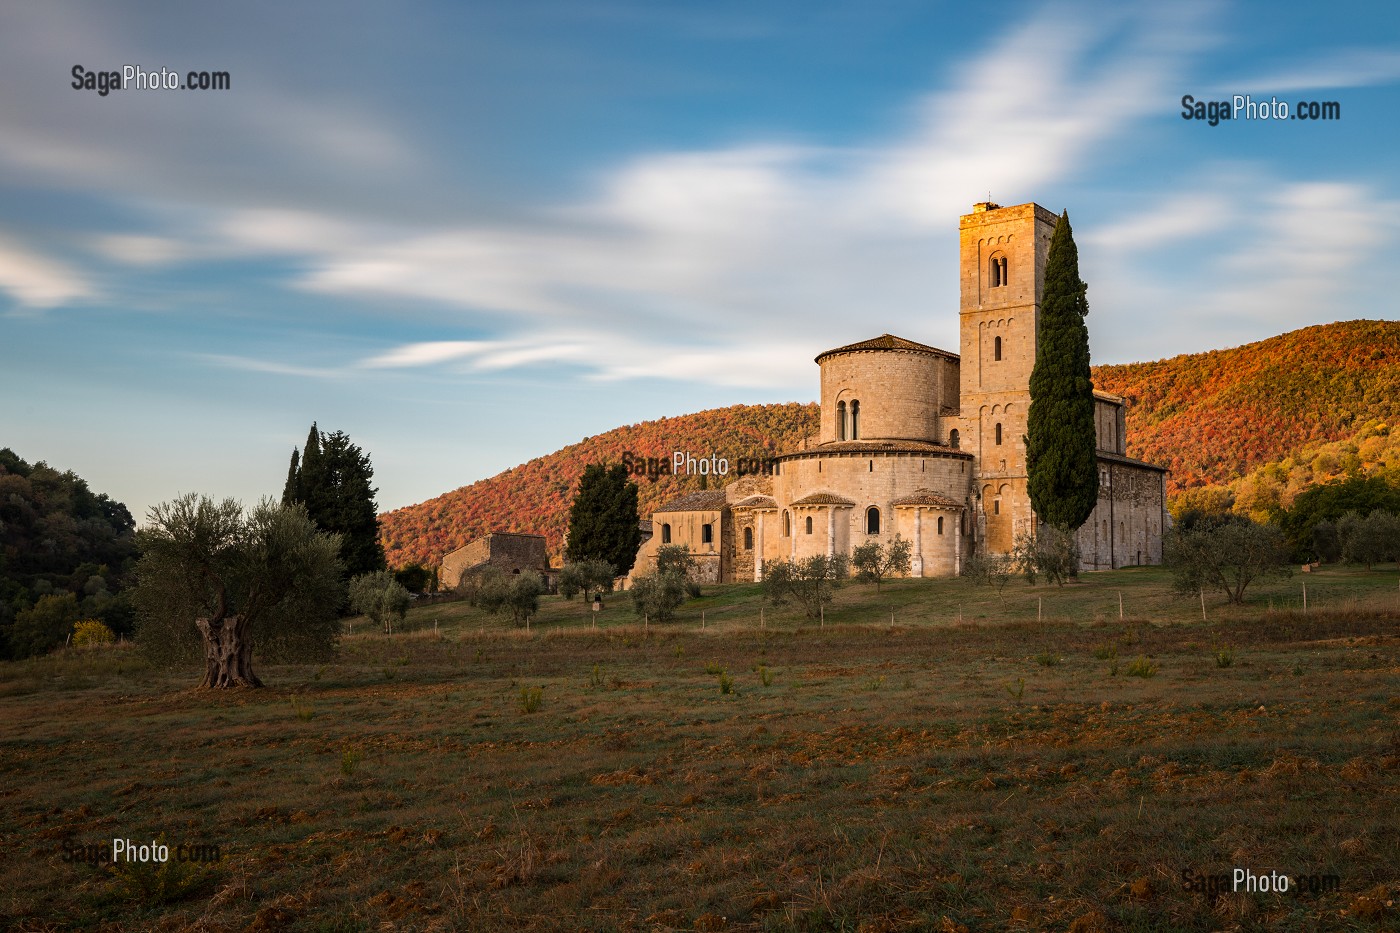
[851,535,912,591]
[1125,655,1157,678]
[1165,516,1291,604]
[1011,524,1081,586]
[762,554,848,618]
[9,593,84,657]
[963,551,1013,594]
[348,571,411,634]
[71,619,116,647]
[630,571,687,624]
[557,560,616,601]
[519,686,543,714]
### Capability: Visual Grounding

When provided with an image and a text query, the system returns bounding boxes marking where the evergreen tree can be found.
[282,447,300,504]
[1026,211,1099,530]
[565,464,642,577]
[282,424,387,577]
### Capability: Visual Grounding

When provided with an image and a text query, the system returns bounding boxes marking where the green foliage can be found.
[348,571,411,633]
[1165,516,1291,605]
[340,744,361,776]
[1339,510,1400,569]
[565,464,642,577]
[629,571,687,624]
[655,544,697,578]
[1214,645,1234,669]
[756,664,773,687]
[106,835,211,906]
[1125,655,1158,678]
[518,686,543,714]
[1034,650,1060,667]
[72,618,116,647]
[10,593,84,657]
[392,562,437,593]
[1026,212,1099,530]
[467,567,544,627]
[762,554,848,618]
[1277,476,1400,560]
[0,448,138,658]
[1011,524,1081,586]
[283,424,386,578]
[557,559,617,601]
[1005,678,1025,702]
[1092,641,1118,661]
[131,496,344,682]
[851,535,912,591]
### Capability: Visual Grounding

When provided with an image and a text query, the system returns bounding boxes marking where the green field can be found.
[3,567,1398,931]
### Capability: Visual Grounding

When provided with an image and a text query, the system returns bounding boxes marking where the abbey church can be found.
[631,201,1168,584]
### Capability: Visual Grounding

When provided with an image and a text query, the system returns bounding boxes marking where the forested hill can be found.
[380,319,1400,570]
[1093,320,1399,491]
[379,403,820,568]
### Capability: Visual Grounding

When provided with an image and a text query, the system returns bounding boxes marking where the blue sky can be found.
[3,0,1398,525]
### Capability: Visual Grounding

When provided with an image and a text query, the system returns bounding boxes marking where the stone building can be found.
[440,531,556,591]
[631,201,1167,583]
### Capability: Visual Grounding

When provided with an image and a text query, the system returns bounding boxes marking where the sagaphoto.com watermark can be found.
[72,64,230,97]
[1181,94,1340,126]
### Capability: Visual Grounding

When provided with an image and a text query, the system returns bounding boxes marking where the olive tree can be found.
[1165,516,1290,605]
[349,570,411,633]
[132,495,343,688]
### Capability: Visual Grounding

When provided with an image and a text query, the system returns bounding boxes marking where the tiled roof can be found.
[731,495,778,509]
[815,333,958,364]
[789,492,857,507]
[798,440,963,455]
[653,490,728,513]
[891,489,964,508]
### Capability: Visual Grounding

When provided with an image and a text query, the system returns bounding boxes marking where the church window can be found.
[866,507,881,534]
[744,527,753,550]
[783,511,790,536]
[949,429,960,448]
[805,516,813,535]
[836,401,847,440]
[995,422,1003,445]
[661,523,671,544]
[869,459,873,472]
[702,523,713,545]
[937,515,944,534]
[994,335,1002,361]
[850,400,860,439]
[993,500,1001,515]
[990,254,1008,287]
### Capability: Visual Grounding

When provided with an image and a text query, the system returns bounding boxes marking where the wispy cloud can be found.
[0,232,93,309]
[1221,47,1400,93]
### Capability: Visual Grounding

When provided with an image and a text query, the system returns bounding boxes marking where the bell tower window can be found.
[995,422,1003,445]
[836,400,847,441]
[994,335,1002,361]
[990,254,1008,288]
[850,400,860,439]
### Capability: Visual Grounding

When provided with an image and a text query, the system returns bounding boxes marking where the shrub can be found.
[962,551,1013,594]
[519,686,544,713]
[348,571,411,634]
[851,535,912,591]
[630,571,687,624]
[717,672,735,695]
[1165,516,1291,604]
[72,619,116,648]
[1034,650,1060,667]
[1214,645,1234,669]
[1125,655,1157,678]
[1012,524,1081,586]
[763,554,848,618]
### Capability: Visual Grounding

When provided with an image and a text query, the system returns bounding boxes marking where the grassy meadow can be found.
[2,566,1398,931]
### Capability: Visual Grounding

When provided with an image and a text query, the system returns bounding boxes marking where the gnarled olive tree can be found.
[132,495,343,688]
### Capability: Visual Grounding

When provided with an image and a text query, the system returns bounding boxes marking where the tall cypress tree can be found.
[1026,211,1099,530]
[565,463,642,577]
[281,447,300,504]
[283,423,387,577]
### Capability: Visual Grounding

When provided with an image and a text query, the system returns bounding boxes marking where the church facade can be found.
[631,201,1168,584]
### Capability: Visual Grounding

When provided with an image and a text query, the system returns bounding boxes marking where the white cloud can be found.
[0,233,93,308]
[1221,47,1400,93]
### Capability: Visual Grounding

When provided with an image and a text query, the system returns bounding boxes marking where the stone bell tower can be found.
[958,201,1059,554]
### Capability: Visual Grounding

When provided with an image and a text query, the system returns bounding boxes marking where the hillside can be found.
[380,320,1400,570]
[379,403,819,568]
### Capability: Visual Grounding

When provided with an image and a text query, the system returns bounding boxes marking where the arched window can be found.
[805,516,813,535]
[701,523,713,545]
[661,523,671,544]
[850,400,860,439]
[995,422,1003,445]
[866,507,880,534]
[949,428,960,449]
[743,527,753,550]
[993,500,1001,515]
[836,401,847,440]
[991,255,1008,287]
[937,515,944,534]
[783,511,790,537]
[994,335,1002,361]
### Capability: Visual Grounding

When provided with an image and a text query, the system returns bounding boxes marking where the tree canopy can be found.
[565,464,642,577]
[283,424,387,577]
[132,495,343,688]
[1026,211,1099,531]
[0,448,138,658]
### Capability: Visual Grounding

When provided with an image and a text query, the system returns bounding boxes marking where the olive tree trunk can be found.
[195,613,263,688]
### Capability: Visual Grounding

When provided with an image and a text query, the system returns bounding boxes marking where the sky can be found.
[3,0,1399,526]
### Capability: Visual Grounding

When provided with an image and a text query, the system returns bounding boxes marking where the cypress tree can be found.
[283,423,387,578]
[1026,211,1099,530]
[281,447,300,505]
[565,464,642,577]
